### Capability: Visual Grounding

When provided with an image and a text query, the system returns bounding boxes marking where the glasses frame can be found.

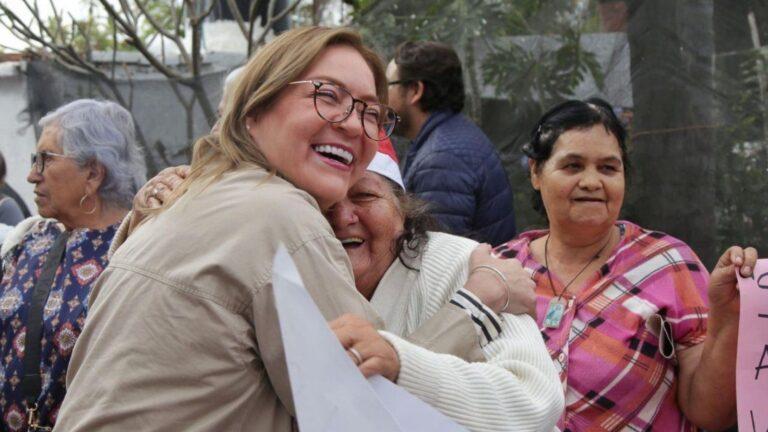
[288,80,399,141]
[31,151,74,174]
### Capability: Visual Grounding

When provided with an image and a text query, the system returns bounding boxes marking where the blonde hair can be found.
[141,26,387,217]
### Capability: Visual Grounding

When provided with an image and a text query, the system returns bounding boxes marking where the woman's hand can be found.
[676,245,757,430]
[329,314,400,382]
[708,245,758,322]
[128,166,190,232]
[466,244,536,317]
[134,165,190,210]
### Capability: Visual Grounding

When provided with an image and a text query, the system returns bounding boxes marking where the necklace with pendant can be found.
[542,230,613,329]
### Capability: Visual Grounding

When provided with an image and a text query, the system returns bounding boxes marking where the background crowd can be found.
[0,19,758,432]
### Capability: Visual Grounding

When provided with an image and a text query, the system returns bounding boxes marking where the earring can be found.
[79,193,97,215]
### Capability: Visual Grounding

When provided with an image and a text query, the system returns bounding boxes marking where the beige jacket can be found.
[55,166,386,431]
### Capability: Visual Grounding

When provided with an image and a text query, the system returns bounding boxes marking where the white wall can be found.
[0,61,38,214]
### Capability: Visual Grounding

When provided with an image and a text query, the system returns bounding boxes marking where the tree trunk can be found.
[625,0,718,268]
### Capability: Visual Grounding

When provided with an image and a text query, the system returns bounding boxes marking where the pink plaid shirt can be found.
[495,221,709,431]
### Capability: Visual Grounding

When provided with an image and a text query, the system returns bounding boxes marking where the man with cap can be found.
[387,41,516,246]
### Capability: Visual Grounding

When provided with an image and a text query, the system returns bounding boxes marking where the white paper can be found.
[272,246,467,432]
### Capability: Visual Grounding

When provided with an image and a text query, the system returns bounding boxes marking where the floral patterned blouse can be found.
[0,219,117,431]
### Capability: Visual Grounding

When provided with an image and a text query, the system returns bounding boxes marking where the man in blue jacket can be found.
[387,41,516,246]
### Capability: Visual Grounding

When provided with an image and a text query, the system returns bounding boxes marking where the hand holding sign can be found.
[710,246,759,318]
[737,258,768,432]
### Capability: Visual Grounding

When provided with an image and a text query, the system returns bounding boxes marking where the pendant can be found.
[543,297,567,329]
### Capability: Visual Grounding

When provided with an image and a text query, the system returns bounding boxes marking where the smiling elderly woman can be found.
[495,98,756,431]
[325,143,563,431]
[0,99,145,431]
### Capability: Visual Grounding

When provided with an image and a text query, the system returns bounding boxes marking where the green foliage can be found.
[353,0,606,230]
[483,26,604,134]
[43,0,184,54]
[714,48,768,252]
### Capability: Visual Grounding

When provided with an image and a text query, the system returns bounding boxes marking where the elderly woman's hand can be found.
[128,165,190,232]
[330,314,400,382]
[708,245,758,321]
[135,165,190,210]
[466,244,536,317]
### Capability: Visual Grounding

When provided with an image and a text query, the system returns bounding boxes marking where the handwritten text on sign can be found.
[737,259,768,432]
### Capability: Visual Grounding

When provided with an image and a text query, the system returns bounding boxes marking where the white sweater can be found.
[373,232,563,432]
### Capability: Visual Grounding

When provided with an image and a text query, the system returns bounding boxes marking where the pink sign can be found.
[737,259,768,432]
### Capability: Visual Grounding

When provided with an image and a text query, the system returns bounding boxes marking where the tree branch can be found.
[135,0,192,66]
[97,0,185,82]
[226,0,249,39]
[253,0,300,48]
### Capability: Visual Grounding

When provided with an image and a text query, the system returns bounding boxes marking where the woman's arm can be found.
[677,246,757,430]
[331,312,563,432]
[381,314,563,432]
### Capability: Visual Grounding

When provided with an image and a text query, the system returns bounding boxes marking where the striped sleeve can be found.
[449,288,502,346]
[381,314,563,432]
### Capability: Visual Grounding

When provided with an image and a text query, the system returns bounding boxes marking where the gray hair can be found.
[39,99,147,209]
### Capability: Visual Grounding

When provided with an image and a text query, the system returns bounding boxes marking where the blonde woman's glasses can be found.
[289,80,399,141]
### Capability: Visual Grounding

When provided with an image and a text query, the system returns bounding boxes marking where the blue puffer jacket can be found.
[402,111,516,246]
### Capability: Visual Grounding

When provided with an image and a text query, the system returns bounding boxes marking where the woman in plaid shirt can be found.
[495,97,755,431]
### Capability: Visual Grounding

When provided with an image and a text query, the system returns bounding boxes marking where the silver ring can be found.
[348,347,363,366]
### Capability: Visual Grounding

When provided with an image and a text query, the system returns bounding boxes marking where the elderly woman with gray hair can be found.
[0,99,145,431]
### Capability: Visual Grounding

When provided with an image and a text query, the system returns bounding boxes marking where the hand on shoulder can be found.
[466,243,536,317]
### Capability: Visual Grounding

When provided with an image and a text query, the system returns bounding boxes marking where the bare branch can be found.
[110,14,117,81]
[135,0,192,66]
[199,0,218,21]
[253,0,300,48]
[118,0,137,28]
[121,61,134,110]
[248,0,260,23]
[70,13,91,58]
[246,0,260,54]
[226,0,248,39]
[171,0,184,39]
[23,0,59,44]
[46,0,66,43]
[97,0,185,82]
[267,0,277,26]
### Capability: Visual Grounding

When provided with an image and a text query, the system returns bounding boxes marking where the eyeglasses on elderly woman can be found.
[288,80,399,140]
[30,151,76,175]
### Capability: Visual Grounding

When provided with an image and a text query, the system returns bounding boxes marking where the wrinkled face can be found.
[246,45,379,210]
[27,126,89,225]
[385,60,410,137]
[531,124,625,232]
[327,172,405,298]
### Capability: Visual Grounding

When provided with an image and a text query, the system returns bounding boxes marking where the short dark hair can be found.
[522,97,630,217]
[393,41,464,113]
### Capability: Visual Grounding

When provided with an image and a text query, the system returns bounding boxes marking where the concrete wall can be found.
[0,61,37,213]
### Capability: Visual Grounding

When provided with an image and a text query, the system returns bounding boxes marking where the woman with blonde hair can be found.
[55,27,398,430]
